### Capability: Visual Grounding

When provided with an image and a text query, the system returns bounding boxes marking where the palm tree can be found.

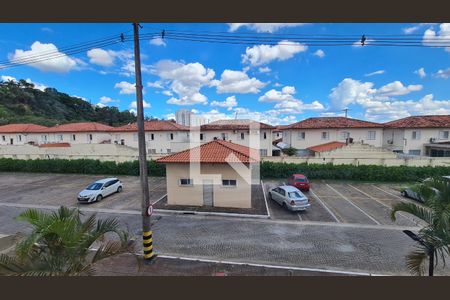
[0,206,135,276]
[391,177,450,276]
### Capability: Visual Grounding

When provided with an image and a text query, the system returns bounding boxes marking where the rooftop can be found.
[37,122,113,133]
[286,117,384,129]
[201,119,275,130]
[156,140,260,164]
[384,115,450,128]
[110,120,189,132]
[0,123,49,133]
[307,141,346,152]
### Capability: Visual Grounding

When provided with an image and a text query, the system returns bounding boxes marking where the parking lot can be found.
[0,173,166,210]
[263,180,419,227]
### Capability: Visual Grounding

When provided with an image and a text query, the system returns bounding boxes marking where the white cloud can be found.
[423,23,450,52]
[114,81,135,94]
[1,75,17,82]
[258,66,271,73]
[1,75,46,91]
[129,109,137,115]
[150,37,166,46]
[87,48,117,67]
[242,40,307,67]
[9,41,78,73]
[211,69,266,94]
[415,67,427,78]
[96,96,119,107]
[435,68,450,79]
[364,70,385,77]
[376,81,422,96]
[313,49,325,58]
[162,90,173,96]
[210,96,238,110]
[41,27,53,33]
[130,100,151,108]
[120,59,152,77]
[258,86,324,114]
[147,81,164,89]
[258,86,297,102]
[228,23,306,33]
[329,78,377,108]
[152,60,214,105]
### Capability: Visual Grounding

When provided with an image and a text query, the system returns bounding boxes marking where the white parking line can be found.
[309,189,341,223]
[326,184,381,225]
[260,180,271,219]
[371,185,407,201]
[297,213,302,221]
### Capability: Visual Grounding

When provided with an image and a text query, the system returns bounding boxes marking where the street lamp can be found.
[403,230,434,276]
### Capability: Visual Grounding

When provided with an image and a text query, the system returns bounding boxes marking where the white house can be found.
[110,120,190,154]
[199,119,275,156]
[282,117,385,153]
[383,115,450,157]
[0,123,49,145]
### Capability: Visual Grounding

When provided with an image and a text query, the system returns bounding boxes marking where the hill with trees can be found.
[0,79,137,126]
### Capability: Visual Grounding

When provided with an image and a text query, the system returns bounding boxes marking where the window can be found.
[260,149,268,156]
[411,130,421,140]
[89,134,93,141]
[222,179,237,187]
[221,133,228,140]
[170,133,174,140]
[439,130,449,140]
[72,134,76,141]
[167,149,171,154]
[57,134,63,141]
[1,136,5,141]
[279,189,286,196]
[367,131,376,140]
[340,131,350,140]
[133,133,138,141]
[288,192,302,199]
[240,132,245,140]
[148,149,156,154]
[200,133,204,141]
[149,133,154,141]
[263,132,267,139]
[41,135,47,141]
[321,131,329,140]
[179,178,193,186]
[409,150,421,156]
[17,135,22,142]
[298,132,305,140]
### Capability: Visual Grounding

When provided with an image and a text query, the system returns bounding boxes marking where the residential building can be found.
[282,117,384,153]
[156,140,259,208]
[199,119,275,156]
[110,120,190,154]
[34,122,114,145]
[0,124,49,145]
[175,109,207,127]
[383,115,450,157]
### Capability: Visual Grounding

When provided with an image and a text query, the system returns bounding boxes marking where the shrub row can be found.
[0,158,166,177]
[260,161,450,182]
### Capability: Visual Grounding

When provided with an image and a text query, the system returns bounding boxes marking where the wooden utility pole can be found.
[133,22,155,261]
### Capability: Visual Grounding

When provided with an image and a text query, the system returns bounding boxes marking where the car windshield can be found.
[295,178,306,183]
[288,192,303,198]
[86,183,103,190]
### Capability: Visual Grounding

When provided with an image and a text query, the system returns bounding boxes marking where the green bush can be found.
[281,147,298,156]
[260,161,450,182]
[0,158,166,177]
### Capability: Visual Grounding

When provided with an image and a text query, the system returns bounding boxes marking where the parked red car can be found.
[287,174,311,191]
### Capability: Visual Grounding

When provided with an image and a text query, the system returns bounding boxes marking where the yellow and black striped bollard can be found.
[143,230,156,261]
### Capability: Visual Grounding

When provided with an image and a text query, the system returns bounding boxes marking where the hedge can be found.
[0,158,166,177]
[1,158,449,182]
[260,161,450,182]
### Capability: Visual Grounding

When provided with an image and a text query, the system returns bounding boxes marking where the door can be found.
[203,180,214,206]
[10,138,13,145]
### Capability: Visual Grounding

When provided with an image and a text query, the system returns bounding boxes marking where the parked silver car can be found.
[269,185,310,211]
[77,177,123,203]
[401,175,450,203]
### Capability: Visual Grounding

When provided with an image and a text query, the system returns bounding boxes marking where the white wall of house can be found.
[282,128,383,149]
[383,128,450,155]
[199,129,273,156]
[23,132,112,145]
[112,131,190,154]
[0,133,32,145]
[272,131,282,141]
[165,163,252,208]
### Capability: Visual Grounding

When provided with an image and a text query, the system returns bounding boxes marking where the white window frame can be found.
[133,133,138,141]
[340,131,350,140]
[297,132,305,140]
[321,131,329,140]
[200,133,204,141]
[57,134,64,141]
[179,178,193,186]
[17,135,22,142]
[149,133,154,141]
[1,136,5,141]
[167,149,171,154]
[222,179,237,187]
[367,131,376,140]
[411,130,421,140]
[240,132,245,140]
[263,132,267,140]
[439,130,449,140]
[408,150,421,156]
[221,133,228,140]
[71,134,76,141]
[260,149,268,156]
[148,149,156,154]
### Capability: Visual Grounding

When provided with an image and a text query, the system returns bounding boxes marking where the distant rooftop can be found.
[384,115,450,128]
[286,117,384,129]
[201,119,275,130]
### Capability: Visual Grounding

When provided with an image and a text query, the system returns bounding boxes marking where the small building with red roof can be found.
[110,120,190,154]
[156,140,259,208]
[282,117,384,153]
[0,123,49,145]
[383,115,450,157]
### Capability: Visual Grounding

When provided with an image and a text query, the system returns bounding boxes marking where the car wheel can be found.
[96,194,103,202]
[268,192,273,200]
[281,202,286,209]
[401,190,407,197]
[117,186,123,193]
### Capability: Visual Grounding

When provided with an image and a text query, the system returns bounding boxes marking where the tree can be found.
[391,177,450,275]
[0,206,136,276]
[282,147,298,156]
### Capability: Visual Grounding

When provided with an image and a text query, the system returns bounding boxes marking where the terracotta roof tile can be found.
[0,123,49,133]
[110,120,189,132]
[384,115,450,128]
[156,140,260,164]
[286,117,384,129]
[307,141,346,152]
[201,119,275,130]
[37,122,113,133]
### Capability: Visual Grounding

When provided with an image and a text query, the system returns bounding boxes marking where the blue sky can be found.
[0,23,449,125]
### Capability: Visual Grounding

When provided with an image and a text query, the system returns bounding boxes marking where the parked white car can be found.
[77,178,123,203]
[401,175,450,203]
[268,185,310,211]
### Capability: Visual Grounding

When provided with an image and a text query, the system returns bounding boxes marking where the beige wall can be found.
[112,131,190,154]
[165,163,252,208]
[200,129,273,156]
[382,128,450,155]
[283,128,383,149]
[0,133,30,145]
